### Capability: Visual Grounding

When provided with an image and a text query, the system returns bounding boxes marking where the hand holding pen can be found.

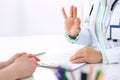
[0,52,40,80]
[8,52,40,65]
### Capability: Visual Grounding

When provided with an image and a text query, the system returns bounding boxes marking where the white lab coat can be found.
[75,0,120,64]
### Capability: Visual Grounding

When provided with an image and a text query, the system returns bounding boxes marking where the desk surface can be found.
[0,35,120,80]
[25,63,120,80]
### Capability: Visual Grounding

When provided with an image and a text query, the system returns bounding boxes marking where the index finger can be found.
[70,51,83,61]
[24,54,40,61]
[62,7,67,19]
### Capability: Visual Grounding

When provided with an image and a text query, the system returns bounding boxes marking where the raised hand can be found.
[62,5,81,38]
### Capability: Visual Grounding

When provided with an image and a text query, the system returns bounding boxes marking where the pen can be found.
[63,68,68,80]
[56,66,64,80]
[69,68,75,80]
[81,71,87,80]
[88,66,93,80]
[95,70,103,80]
[34,52,46,56]
[37,63,57,69]
[80,69,87,80]
[56,66,68,80]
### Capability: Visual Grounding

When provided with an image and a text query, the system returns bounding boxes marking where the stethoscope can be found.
[110,0,119,10]
[89,0,119,16]
[89,0,119,42]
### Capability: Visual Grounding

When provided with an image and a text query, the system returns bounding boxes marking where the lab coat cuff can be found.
[101,51,109,64]
[64,34,79,43]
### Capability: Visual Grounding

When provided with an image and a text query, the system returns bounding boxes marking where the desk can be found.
[0,35,120,80]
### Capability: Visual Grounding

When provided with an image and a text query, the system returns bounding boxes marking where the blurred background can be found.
[0,0,91,36]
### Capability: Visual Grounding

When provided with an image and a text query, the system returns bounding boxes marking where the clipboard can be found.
[37,50,86,71]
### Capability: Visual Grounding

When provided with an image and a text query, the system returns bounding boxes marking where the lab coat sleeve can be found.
[74,19,93,46]
[105,47,120,64]
[65,18,93,46]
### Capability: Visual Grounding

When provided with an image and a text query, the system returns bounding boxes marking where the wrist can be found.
[68,35,77,39]
[9,63,20,79]
[9,64,19,79]
[68,33,79,39]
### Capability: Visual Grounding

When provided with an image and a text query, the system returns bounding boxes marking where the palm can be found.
[64,17,80,36]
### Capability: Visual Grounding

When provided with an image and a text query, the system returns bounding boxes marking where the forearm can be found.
[0,65,18,80]
[0,61,10,69]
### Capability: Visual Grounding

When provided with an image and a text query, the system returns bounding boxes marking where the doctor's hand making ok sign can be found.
[62,5,81,39]
[62,5,103,64]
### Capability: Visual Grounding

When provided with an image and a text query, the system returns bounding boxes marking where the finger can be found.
[74,19,81,30]
[71,57,86,63]
[70,52,83,61]
[30,57,37,62]
[62,7,67,19]
[75,18,81,24]
[73,6,77,18]
[30,55,40,61]
[24,54,40,61]
[75,6,77,17]
[70,5,73,17]
[32,56,40,61]
[14,52,27,57]
[16,52,27,55]
[9,52,27,62]
[71,28,80,36]
[30,58,38,66]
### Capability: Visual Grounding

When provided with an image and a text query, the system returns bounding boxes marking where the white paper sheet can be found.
[37,49,86,71]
